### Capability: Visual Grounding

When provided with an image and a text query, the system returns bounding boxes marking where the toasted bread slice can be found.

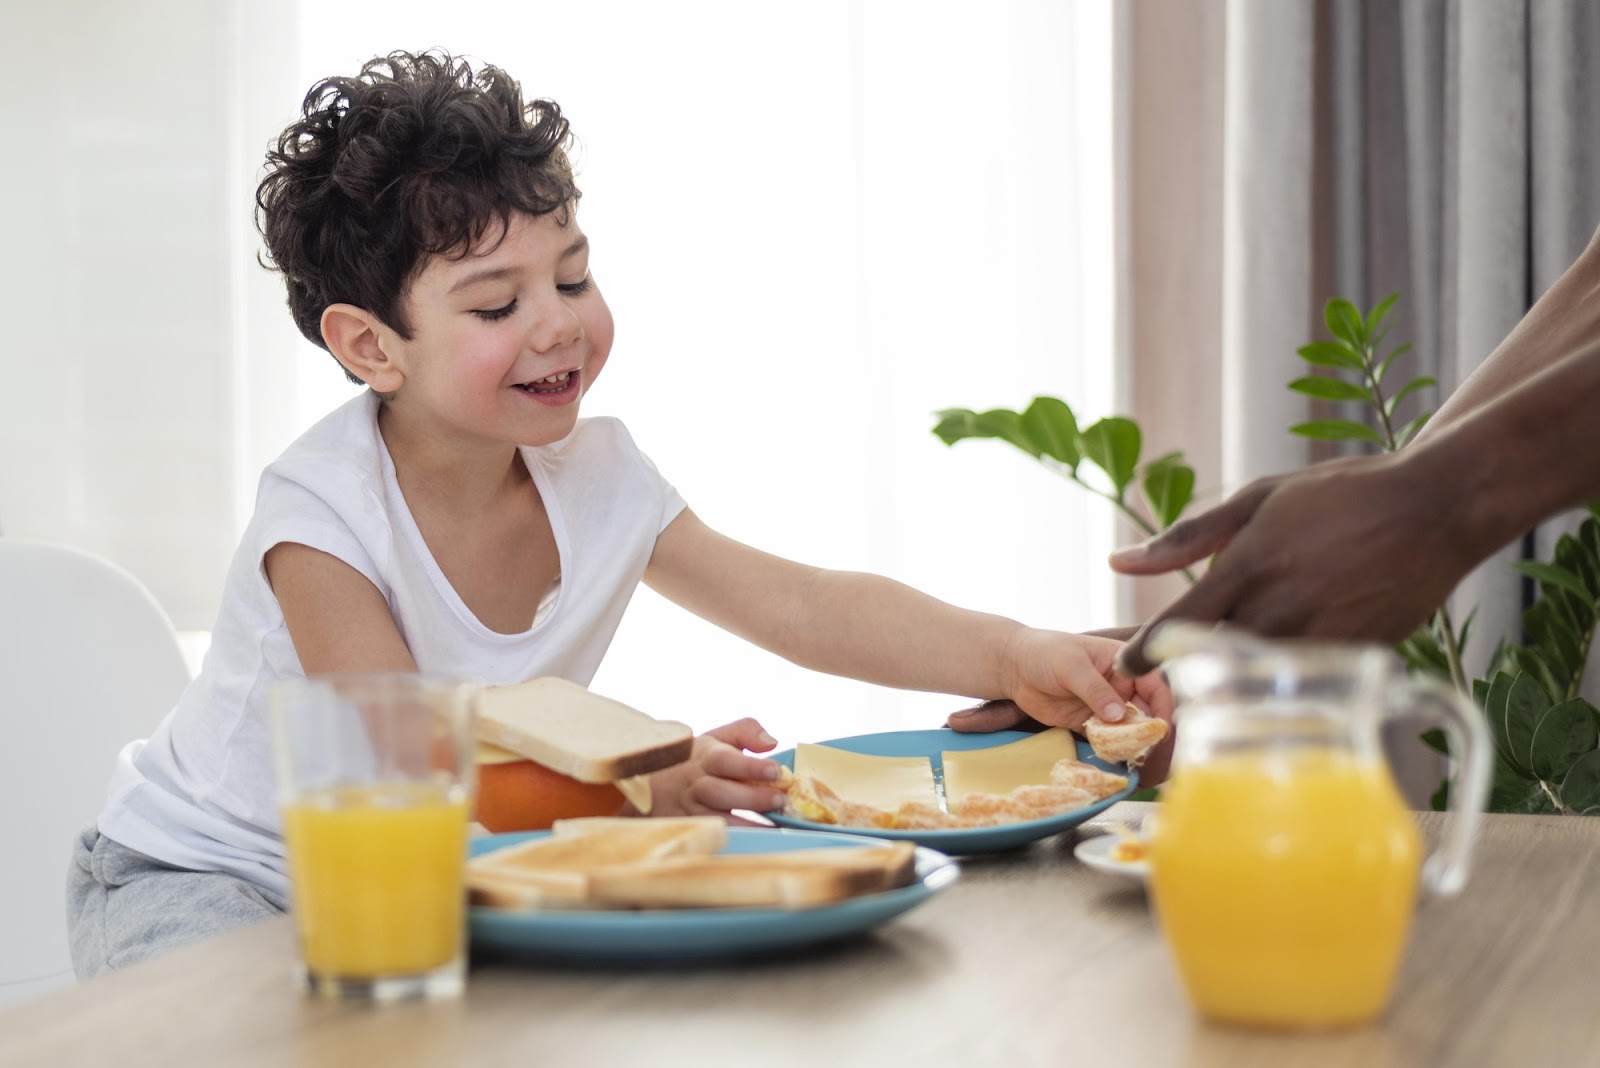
[477,677,694,782]
[547,815,728,847]
[466,817,727,906]
[466,868,606,911]
[586,842,917,909]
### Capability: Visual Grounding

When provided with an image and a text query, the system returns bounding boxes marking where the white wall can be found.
[2,0,237,627]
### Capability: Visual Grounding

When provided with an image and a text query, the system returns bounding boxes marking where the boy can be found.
[68,50,1167,976]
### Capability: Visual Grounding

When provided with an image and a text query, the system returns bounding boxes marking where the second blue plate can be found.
[764,728,1136,854]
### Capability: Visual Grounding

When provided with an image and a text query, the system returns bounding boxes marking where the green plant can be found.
[933,293,1600,815]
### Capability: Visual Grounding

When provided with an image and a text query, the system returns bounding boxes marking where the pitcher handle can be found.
[1390,675,1492,896]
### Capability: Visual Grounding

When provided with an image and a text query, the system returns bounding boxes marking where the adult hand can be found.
[1109,451,1477,676]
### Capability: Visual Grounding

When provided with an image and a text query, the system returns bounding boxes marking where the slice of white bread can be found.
[476,677,694,783]
[466,817,727,908]
[585,842,918,909]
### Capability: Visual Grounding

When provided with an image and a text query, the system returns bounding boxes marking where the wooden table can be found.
[5,803,1599,1068]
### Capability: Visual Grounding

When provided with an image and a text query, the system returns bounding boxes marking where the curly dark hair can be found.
[256,50,579,383]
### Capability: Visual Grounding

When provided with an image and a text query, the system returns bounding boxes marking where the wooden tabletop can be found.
[5,803,1599,1068]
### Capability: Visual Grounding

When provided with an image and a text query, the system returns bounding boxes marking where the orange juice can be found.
[1149,748,1421,1029]
[283,782,469,977]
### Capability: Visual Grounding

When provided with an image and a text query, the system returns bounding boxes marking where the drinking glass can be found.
[270,673,477,1001]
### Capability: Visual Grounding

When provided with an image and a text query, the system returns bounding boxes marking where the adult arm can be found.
[1113,321,1600,676]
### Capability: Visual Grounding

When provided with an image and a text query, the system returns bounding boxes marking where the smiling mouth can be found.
[513,370,576,395]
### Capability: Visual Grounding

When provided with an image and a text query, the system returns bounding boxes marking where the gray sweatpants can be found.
[67,826,289,978]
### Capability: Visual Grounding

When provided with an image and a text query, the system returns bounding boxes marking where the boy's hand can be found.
[949,629,1176,784]
[643,718,787,826]
[1001,629,1173,730]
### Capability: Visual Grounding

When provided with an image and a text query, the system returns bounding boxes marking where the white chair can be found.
[0,539,190,1006]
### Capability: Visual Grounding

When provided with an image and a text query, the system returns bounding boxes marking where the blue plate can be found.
[467,827,958,963]
[764,728,1137,854]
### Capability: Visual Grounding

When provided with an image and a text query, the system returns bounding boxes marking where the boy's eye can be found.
[558,276,594,296]
[473,299,518,322]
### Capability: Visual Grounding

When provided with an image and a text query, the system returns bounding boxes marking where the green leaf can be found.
[1018,396,1080,468]
[1395,626,1450,678]
[1141,459,1196,529]
[1420,727,1449,755]
[1395,411,1432,448]
[1429,777,1449,812]
[1375,343,1415,385]
[1296,340,1365,372]
[933,407,1039,455]
[1077,417,1141,496]
[1288,376,1374,403]
[1289,419,1385,445]
[1503,672,1553,772]
[1505,646,1564,707]
[1555,534,1600,598]
[1489,752,1547,813]
[1548,585,1595,637]
[1560,751,1600,812]
[1365,292,1400,337]
[1513,560,1592,603]
[1384,376,1437,416]
[1484,671,1518,768]
[1530,699,1600,781]
[1523,600,1584,679]
[1325,298,1367,349]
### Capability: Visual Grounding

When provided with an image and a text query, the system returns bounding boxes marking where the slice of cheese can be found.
[941,728,1082,808]
[476,740,528,765]
[793,743,937,813]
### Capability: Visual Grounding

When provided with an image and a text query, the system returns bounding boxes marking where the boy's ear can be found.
[321,304,405,392]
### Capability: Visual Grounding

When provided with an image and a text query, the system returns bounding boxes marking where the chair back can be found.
[0,539,190,1005]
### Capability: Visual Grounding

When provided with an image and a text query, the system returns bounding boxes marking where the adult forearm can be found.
[1415,334,1600,555]
[778,570,1021,698]
[1419,224,1600,441]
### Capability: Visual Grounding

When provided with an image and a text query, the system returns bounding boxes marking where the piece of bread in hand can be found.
[476,677,694,783]
[1083,704,1170,767]
[586,842,917,909]
[466,816,727,908]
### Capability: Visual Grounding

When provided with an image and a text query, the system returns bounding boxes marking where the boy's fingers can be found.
[1058,657,1130,725]
[691,775,789,815]
[700,744,782,784]
[706,717,778,752]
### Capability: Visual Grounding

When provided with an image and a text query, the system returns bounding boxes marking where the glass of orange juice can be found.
[270,674,476,1002]
[1144,624,1491,1030]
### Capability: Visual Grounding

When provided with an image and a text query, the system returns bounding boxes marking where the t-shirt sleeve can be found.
[635,446,688,534]
[246,466,388,600]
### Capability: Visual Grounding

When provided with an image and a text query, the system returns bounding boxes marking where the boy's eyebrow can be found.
[447,236,590,294]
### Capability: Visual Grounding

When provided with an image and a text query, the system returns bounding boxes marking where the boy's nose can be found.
[526,295,583,353]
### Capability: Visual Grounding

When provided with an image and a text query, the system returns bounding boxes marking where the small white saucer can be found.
[1074,832,1150,883]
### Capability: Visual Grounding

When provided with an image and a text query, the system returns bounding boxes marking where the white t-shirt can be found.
[96,391,686,897]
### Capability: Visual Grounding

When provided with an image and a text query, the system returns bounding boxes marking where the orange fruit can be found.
[474,758,625,832]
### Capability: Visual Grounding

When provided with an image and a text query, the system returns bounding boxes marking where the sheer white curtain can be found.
[238,1,1118,744]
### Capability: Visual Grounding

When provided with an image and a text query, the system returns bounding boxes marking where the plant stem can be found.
[1434,608,1468,696]
[1539,779,1571,814]
[1067,472,1199,585]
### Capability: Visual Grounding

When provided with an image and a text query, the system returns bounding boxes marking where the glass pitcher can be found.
[1144,623,1491,1030]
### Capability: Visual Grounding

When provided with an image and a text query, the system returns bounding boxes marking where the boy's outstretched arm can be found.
[644,509,1163,731]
